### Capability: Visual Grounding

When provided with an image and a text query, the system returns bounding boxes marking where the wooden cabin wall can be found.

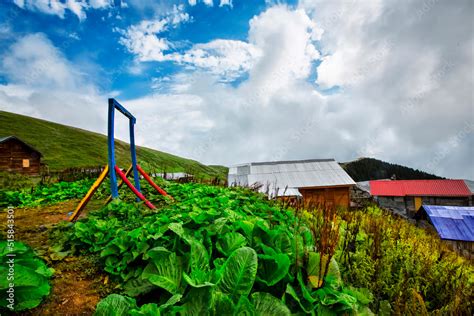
[299,186,351,209]
[0,140,41,175]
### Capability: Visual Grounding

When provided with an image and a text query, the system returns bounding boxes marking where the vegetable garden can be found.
[0,180,472,315]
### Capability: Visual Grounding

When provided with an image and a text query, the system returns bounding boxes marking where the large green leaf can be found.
[216,232,247,257]
[130,303,161,316]
[284,284,314,314]
[251,221,272,249]
[10,284,50,311]
[94,294,136,316]
[271,231,292,256]
[142,247,183,294]
[235,221,254,240]
[251,292,291,316]
[256,253,291,286]
[183,270,215,288]
[159,294,183,311]
[182,287,212,315]
[234,296,255,316]
[169,222,210,271]
[123,277,156,297]
[212,292,235,315]
[307,252,341,289]
[217,247,258,297]
[0,241,53,312]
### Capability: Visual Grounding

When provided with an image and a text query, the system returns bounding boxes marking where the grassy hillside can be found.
[341,157,442,182]
[0,111,227,178]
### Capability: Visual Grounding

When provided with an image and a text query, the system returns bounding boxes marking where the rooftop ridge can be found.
[249,158,335,166]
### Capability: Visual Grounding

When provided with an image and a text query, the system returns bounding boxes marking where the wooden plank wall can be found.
[299,186,351,209]
[0,140,41,175]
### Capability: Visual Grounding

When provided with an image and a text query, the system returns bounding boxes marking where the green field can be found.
[0,111,227,178]
[1,180,472,314]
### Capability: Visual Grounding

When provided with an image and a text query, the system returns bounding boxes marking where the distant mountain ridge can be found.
[341,157,443,182]
[0,110,227,179]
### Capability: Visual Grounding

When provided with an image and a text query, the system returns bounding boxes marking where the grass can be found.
[0,111,227,179]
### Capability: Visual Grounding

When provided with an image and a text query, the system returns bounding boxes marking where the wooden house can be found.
[370,179,472,217]
[0,136,42,175]
[228,159,355,209]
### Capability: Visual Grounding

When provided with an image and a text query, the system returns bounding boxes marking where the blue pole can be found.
[129,118,141,200]
[108,98,118,198]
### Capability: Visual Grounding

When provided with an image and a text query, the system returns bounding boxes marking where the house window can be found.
[22,159,30,168]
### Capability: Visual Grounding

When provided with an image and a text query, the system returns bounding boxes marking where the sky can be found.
[0,0,472,179]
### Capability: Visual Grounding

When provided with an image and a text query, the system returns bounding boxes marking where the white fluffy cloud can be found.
[2,2,472,179]
[0,33,106,132]
[174,40,262,81]
[124,3,472,179]
[13,0,114,20]
[300,0,473,177]
[2,33,79,89]
[119,19,170,62]
[118,5,190,62]
[120,5,320,83]
[125,6,326,163]
[243,6,321,102]
[188,0,231,7]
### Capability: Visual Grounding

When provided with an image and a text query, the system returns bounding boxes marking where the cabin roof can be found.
[422,205,474,242]
[370,180,471,197]
[0,136,43,157]
[228,158,355,197]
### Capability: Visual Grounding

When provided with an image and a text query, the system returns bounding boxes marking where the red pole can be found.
[137,165,172,199]
[114,165,156,209]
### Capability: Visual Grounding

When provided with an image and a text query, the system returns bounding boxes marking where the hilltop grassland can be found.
[0,111,227,178]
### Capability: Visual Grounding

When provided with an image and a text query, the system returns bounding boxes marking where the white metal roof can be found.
[153,172,191,180]
[464,180,474,194]
[228,159,355,197]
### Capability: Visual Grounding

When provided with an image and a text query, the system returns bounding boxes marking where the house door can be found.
[414,197,422,211]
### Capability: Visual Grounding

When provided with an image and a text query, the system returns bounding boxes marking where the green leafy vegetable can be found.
[217,247,258,298]
[0,241,54,312]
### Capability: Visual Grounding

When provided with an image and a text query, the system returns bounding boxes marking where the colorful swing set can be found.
[68,98,171,222]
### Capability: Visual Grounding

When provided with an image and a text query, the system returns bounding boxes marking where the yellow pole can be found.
[68,165,109,222]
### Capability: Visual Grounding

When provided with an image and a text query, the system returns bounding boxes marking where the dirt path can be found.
[0,200,109,315]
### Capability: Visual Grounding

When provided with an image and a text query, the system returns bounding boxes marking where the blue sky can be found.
[0,0,472,179]
[1,0,297,98]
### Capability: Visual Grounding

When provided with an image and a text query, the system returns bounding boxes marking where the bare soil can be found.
[0,200,110,315]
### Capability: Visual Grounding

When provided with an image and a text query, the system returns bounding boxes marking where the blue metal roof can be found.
[422,205,474,242]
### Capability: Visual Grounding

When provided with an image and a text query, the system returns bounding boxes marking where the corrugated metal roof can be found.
[153,172,191,180]
[356,181,371,193]
[228,159,355,197]
[370,180,471,197]
[422,205,474,242]
[463,180,474,194]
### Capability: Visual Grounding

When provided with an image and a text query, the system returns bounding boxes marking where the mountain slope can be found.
[341,157,442,182]
[0,111,227,178]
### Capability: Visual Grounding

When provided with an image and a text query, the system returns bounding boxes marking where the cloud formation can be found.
[1,1,472,179]
[125,2,472,179]
[0,33,106,132]
[117,5,190,62]
[188,0,231,7]
[13,0,114,20]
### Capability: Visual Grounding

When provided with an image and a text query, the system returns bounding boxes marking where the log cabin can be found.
[0,136,42,175]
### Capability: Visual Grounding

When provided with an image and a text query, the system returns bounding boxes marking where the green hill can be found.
[0,111,227,178]
[341,157,442,182]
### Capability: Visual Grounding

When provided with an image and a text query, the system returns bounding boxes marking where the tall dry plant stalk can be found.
[307,199,340,289]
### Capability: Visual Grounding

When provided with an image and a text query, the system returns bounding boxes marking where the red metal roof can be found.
[370,180,471,197]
